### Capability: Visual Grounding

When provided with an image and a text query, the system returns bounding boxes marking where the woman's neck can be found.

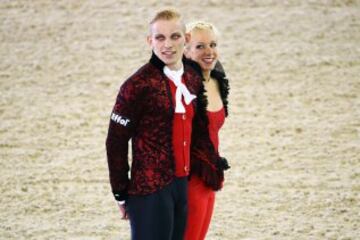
[202,70,211,82]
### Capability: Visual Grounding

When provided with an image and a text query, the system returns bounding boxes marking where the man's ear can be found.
[146,35,152,47]
[185,33,190,44]
[184,33,191,58]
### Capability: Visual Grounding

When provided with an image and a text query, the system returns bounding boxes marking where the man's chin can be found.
[162,59,178,66]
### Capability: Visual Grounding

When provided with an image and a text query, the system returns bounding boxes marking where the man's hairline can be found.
[148,18,186,36]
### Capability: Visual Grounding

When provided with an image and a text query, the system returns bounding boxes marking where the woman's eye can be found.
[196,44,204,49]
[210,42,217,48]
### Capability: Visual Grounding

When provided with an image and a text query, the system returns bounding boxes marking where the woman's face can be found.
[186,29,218,73]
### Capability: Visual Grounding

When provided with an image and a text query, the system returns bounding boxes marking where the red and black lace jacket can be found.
[189,61,230,191]
[106,53,203,201]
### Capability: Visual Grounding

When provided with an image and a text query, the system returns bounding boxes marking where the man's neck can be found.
[167,62,183,71]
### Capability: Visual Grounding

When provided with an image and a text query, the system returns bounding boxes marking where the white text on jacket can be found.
[111,113,130,127]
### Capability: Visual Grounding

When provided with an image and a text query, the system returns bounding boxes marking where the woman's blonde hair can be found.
[186,21,219,36]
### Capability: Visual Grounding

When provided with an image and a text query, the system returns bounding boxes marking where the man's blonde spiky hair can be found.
[149,9,186,33]
[150,9,181,24]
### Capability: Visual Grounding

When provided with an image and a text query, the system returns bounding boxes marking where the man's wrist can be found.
[113,190,128,201]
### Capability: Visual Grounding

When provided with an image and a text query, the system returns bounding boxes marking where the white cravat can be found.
[164,66,196,113]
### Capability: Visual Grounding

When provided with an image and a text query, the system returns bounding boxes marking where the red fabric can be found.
[185,107,225,240]
[206,107,225,152]
[184,176,215,240]
[168,78,194,177]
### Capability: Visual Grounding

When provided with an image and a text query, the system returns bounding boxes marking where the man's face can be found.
[148,19,186,70]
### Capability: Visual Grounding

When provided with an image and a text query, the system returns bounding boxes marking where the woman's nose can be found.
[204,46,213,55]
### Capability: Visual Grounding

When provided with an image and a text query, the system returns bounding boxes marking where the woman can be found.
[184,21,230,240]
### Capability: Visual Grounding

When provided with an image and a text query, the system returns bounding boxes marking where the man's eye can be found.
[172,34,181,40]
[155,36,165,41]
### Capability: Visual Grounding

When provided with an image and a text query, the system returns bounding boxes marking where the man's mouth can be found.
[162,51,176,57]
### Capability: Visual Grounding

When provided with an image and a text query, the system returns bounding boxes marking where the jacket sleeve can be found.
[106,77,142,201]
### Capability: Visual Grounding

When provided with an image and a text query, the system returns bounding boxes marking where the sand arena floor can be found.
[0,0,359,239]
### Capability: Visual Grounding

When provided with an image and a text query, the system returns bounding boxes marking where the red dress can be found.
[185,107,225,240]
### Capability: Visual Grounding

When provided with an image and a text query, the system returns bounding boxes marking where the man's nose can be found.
[164,39,173,48]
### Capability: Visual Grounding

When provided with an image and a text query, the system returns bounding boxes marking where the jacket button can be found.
[184,166,189,172]
[183,141,187,146]
[182,114,186,120]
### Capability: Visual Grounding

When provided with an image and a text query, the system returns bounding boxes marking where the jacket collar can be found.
[149,52,166,71]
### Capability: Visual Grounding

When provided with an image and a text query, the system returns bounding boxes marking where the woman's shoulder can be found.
[211,61,230,117]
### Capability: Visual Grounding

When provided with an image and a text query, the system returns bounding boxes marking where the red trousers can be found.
[184,176,215,240]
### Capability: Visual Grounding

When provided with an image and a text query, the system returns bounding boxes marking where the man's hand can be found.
[117,201,129,220]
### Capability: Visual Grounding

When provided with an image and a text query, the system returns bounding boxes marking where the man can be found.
[106,9,203,240]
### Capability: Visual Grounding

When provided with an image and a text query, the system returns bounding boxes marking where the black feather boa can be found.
[188,60,230,191]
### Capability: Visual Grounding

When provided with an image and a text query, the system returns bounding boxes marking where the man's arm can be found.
[106,77,141,201]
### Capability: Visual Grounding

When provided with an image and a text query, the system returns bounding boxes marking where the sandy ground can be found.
[1,0,359,239]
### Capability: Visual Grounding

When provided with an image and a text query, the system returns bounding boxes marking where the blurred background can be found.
[0,0,359,239]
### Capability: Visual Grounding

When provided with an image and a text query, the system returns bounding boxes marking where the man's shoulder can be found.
[125,62,160,84]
